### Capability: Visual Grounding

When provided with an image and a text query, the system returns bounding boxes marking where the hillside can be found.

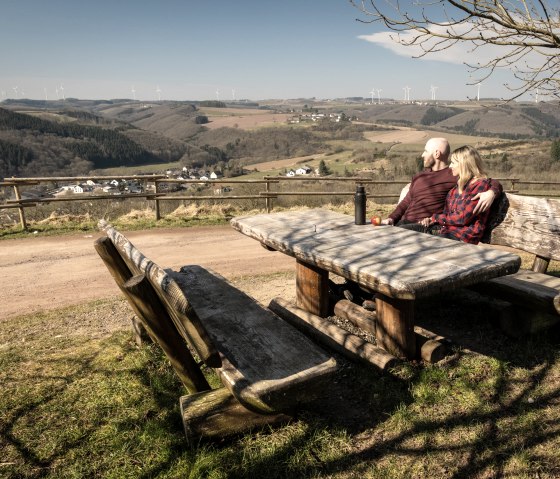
[341,101,560,138]
[1,98,558,180]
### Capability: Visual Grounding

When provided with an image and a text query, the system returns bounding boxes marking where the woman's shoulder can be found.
[468,177,491,191]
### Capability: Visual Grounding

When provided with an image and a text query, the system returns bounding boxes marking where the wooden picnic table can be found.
[231,209,522,360]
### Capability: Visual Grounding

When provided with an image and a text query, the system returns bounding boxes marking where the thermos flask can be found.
[354,185,366,225]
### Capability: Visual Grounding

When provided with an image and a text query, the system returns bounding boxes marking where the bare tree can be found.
[350,0,560,100]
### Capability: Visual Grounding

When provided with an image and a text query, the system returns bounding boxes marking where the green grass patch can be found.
[1,290,560,477]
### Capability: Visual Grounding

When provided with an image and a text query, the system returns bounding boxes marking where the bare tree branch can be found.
[350,0,560,99]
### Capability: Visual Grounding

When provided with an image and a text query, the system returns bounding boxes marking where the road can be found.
[0,225,295,320]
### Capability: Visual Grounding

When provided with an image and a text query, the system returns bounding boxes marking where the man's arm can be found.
[386,184,413,225]
[472,178,502,215]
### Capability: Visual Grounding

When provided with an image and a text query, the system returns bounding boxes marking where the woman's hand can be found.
[419,217,432,227]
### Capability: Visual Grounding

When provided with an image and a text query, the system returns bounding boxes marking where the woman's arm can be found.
[431,180,490,227]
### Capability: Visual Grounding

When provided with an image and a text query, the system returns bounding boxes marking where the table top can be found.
[231,209,522,300]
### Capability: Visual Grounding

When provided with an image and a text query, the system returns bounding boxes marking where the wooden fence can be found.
[1,174,558,230]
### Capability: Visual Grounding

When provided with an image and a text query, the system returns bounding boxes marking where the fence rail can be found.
[1,174,558,230]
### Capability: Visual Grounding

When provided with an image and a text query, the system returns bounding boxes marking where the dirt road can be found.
[0,226,296,320]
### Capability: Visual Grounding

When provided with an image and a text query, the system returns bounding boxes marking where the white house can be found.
[286,170,295,177]
[295,166,312,175]
[210,171,221,179]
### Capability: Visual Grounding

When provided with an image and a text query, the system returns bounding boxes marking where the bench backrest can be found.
[484,193,560,263]
[98,220,218,366]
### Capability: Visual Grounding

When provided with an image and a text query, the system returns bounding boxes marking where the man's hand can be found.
[472,189,496,215]
[381,218,394,225]
[419,217,432,227]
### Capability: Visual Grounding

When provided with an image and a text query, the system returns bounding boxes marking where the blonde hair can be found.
[450,145,487,193]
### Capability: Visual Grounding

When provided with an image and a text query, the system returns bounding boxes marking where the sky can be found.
[0,0,543,103]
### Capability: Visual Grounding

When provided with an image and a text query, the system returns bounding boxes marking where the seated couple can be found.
[336,138,501,309]
[391,142,496,244]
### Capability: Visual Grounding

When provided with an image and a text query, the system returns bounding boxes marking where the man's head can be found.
[422,138,450,170]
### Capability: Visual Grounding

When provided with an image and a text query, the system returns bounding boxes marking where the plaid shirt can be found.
[430,178,492,244]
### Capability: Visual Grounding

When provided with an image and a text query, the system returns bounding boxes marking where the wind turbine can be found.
[60,84,65,100]
[44,87,48,101]
[403,86,411,102]
[131,85,136,100]
[156,85,161,101]
[430,85,438,101]
[231,88,236,101]
[12,86,18,98]
[369,88,375,104]
[55,86,59,100]
[376,88,382,104]
[477,82,482,101]
[216,88,220,101]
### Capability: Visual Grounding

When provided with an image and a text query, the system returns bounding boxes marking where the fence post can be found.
[13,183,28,231]
[154,180,161,221]
[265,178,271,213]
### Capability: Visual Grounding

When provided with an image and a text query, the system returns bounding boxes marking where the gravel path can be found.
[0,225,296,321]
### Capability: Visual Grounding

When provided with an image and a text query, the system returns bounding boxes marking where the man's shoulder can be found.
[411,167,452,181]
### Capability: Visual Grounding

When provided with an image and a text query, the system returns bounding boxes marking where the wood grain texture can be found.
[98,220,219,367]
[124,274,211,393]
[472,271,560,314]
[488,193,560,261]
[231,209,521,300]
[172,266,339,414]
[375,293,416,360]
[333,299,377,334]
[179,388,291,444]
[296,259,329,317]
[269,297,399,371]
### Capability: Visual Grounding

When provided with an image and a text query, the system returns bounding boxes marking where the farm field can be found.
[198,107,292,130]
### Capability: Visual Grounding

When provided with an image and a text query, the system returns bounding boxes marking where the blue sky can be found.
[0,0,537,102]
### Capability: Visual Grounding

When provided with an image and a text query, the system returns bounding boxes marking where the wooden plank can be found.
[375,293,416,360]
[98,220,220,367]
[333,299,376,334]
[296,259,329,317]
[488,193,560,261]
[124,274,211,393]
[332,299,449,363]
[172,266,339,414]
[473,270,560,315]
[94,237,210,393]
[180,388,292,443]
[269,297,399,372]
[231,210,521,300]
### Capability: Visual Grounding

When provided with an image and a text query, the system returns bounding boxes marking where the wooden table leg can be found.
[296,259,329,317]
[375,293,416,360]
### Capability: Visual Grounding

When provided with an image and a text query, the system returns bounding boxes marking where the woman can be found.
[419,145,492,244]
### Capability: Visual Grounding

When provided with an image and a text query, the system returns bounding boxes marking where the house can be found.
[286,170,295,177]
[210,171,221,179]
[295,166,312,175]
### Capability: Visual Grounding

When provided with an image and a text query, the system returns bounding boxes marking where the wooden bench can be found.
[95,220,338,442]
[475,193,560,336]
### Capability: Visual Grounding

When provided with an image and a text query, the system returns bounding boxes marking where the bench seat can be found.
[96,220,338,416]
[474,270,560,315]
[170,265,338,413]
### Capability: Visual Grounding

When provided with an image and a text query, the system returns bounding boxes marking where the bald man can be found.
[383,137,501,226]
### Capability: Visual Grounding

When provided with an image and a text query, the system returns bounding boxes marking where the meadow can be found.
[1,111,560,478]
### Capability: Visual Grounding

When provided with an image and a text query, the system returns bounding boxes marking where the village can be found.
[12,163,320,202]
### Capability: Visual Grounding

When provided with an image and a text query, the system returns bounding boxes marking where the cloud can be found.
[357,29,507,67]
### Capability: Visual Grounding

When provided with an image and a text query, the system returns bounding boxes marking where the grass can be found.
[1,282,560,478]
